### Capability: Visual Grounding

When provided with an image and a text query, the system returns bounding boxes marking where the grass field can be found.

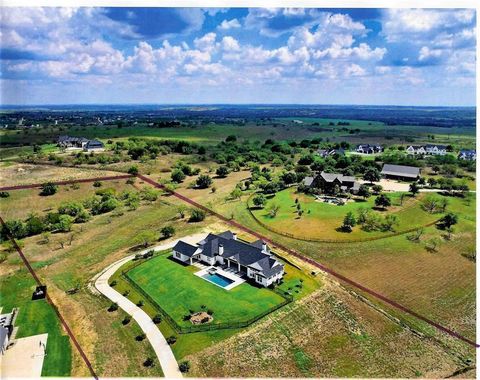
[250,188,442,241]
[0,270,72,376]
[127,252,287,326]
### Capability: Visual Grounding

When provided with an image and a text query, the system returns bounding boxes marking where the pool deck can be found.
[194,267,245,290]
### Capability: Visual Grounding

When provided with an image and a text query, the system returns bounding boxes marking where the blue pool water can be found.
[202,273,234,288]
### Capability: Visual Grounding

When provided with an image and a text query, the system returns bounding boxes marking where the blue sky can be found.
[0,7,476,105]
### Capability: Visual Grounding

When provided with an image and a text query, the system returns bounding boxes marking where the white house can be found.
[425,144,447,155]
[172,231,284,287]
[406,145,426,155]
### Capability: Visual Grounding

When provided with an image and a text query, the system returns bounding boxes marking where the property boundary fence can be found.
[120,255,293,334]
[246,193,442,244]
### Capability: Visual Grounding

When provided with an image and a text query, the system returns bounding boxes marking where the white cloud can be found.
[221,36,240,51]
[218,18,241,30]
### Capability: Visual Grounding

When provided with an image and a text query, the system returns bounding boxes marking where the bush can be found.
[196,174,212,189]
[122,316,131,325]
[128,166,139,175]
[137,300,144,307]
[93,181,102,187]
[171,169,186,183]
[143,357,154,367]
[40,182,58,196]
[189,209,206,222]
[179,361,190,373]
[160,225,175,238]
[216,166,229,178]
[167,336,177,345]
[152,314,162,324]
[109,280,117,287]
[108,303,118,312]
[0,191,10,198]
[136,333,146,341]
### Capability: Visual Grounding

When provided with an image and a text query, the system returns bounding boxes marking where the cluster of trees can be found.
[421,195,449,214]
[171,162,201,183]
[342,208,399,233]
[1,187,158,242]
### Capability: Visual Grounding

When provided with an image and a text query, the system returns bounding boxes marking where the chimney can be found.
[232,232,237,240]
[218,244,224,256]
[262,241,268,253]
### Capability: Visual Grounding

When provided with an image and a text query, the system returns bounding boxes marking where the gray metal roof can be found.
[303,176,314,186]
[381,164,420,178]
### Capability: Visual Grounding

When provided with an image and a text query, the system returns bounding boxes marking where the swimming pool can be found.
[202,272,235,288]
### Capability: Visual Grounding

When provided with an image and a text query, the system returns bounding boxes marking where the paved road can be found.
[94,233,208,378]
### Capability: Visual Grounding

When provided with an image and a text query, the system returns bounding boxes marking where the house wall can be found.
[199,254,215,266]
[173,251,189,263]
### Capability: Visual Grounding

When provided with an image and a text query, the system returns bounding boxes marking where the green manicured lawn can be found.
[0,270,72,376]
[127,252,286,326]
[250,187,442,241]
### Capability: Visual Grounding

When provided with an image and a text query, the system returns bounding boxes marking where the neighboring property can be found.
[458,149,476,161]
[57,136,89,149]
[406,145,426,155]
[317,148,345,158]
[303,171,360,194]
[57,136,104,151]
[172,231,284,287]
[84,139,105,151]
[406,144,447,156]
[425,144,447,155]
[381,164,420,181]
[355,144,383,154]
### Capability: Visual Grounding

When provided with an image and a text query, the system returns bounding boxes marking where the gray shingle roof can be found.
[303,176,314,186]
[381,164,420,178]
[172,241,198,257]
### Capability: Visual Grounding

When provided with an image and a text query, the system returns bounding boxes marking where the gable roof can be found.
[172,240,199,257]
[85,139,104,148]
[303,176,314,187]
[381,164,420,178]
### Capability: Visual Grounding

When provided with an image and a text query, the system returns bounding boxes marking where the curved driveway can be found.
[94,233,208,378]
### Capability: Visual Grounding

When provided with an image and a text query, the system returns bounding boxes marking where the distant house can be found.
[406,144,447,156]
[355,144,383,154]
[425,144,447,155]
[57,136,89,149]
[317,148,345,158]
[381,164,420,181]
[458,149,476,161]
[84,139,104,151]
[172,231,284,287]
[303,171,360,194]
[406,145,426,155]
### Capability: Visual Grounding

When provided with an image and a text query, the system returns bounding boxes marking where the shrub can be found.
[171,169,186,183]
[108,303,118,312]
[216,166,229,178]
[167,336,177,345]
[196,174,212,189]
[136,333,146,341]
[109,280,117,287]
[189,209,206,222]
[179,361,190,373]
[122,316,131,325]
[40,182,58,196]
[0,191,10,198]
[161,225,175,238]
[143,357,154,367]
[152,314,162,324]
[137,300,144,307]
[128,166,139,175]
[93,181,102,187]
[252,194,267,208]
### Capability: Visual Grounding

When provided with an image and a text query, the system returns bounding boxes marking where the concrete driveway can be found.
[1,333,48,378]
[94,232,208,378]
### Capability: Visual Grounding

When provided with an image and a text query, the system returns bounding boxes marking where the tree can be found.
[357,184,371,200]
[171,169,186,183]
[229,187,242,201]
[189,209,206,222]
[143,357,154,367]
[128,166,139,175]
[252,194,267,208]
[93,181,102,187]
[267,203,280,218]
[371,184,383,194]
[422,195,439,213]
[440,212,458,229]
[196,174,212,189]
[363,168,380,183]
[57,215,74,232]
[134,230,157,248]
[40,182,58,196]
[409,182,419,196]
[177,205,187,219]
[342,212,356,232]
[225,135,237,143]
[382,214,399,232]
[160,225,175,239]
[216,166,229,178]
[374,194,391,209]
[439,197,449,212]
